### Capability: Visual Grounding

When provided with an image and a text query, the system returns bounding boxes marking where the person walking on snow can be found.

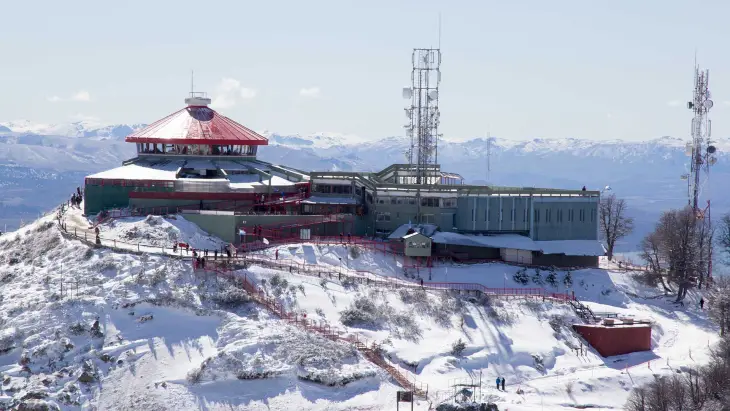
[496,377,501,390]
[501,377,505,391]
[700,298,705,310]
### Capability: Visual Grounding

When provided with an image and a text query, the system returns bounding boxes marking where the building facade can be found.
[83,95,604,267]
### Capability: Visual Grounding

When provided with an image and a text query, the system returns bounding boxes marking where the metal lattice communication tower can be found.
[403,48,442,184]
[682,63,718,281]
[684,65,717,212]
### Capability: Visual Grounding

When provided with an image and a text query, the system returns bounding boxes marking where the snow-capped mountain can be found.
[0,121,726,250]
[0,120,146,139]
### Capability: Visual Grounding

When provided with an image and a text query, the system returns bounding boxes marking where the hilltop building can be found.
[83,93,604,267]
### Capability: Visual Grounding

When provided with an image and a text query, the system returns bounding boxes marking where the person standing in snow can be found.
[700,298,705,310]
[275,249,279,260]
[496,377,501,390]
[501,377,505,391]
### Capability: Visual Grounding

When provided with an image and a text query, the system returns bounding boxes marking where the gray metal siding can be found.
[531,198,598,241]
[456,196,530,233]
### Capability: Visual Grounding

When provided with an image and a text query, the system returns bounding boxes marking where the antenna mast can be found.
[402,48,442,184]
[686,65,715,211]
[683,62,718,282]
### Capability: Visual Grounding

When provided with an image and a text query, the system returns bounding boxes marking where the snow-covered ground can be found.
[0,211,720,410]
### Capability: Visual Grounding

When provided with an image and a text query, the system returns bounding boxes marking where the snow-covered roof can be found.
[387,223,439,240]
[87,160,297,190]
[87,162,181,181]
[125,106,268,146]
[431,232,605,256]
[403,232,431,241]
[432,232,539,250]
[302,196,358,205]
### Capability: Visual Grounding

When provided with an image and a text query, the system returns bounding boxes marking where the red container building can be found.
[574,321,652,357]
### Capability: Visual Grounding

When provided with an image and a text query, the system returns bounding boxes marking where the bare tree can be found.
[707,276,730,337]
[642,207,712,302]
[719,213,730,260]
[638,232,671,293]
[599,194,634,260]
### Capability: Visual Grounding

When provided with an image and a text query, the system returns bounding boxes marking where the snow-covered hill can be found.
[0,209,720,410]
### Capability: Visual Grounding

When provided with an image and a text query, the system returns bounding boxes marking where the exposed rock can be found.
[17,399,61,411]
[77,371,95,384]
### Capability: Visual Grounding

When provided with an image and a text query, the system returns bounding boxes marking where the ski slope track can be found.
[0,205,720,410]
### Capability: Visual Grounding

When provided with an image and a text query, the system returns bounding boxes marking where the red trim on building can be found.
[126,137,268,145]
[129,192,296,201]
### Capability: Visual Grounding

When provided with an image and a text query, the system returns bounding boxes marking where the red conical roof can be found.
[125,105,268,146]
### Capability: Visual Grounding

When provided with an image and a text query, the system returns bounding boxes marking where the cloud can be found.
[299,87,321,98]
[666,100,682,107]
[71,91,91,102]
[47,90,91,103]
[211,78,256,109]
[240,88,257,99]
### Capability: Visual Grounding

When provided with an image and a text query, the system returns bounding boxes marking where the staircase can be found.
[569,299,598,323]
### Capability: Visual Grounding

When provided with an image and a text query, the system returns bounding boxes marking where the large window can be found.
[376,212,391,222]
[314,184,352,195]
[441,198,457,208]
[421,197,440,207]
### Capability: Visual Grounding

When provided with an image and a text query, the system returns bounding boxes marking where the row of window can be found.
[85,179,174,188]
[375,197,457,208]
[312,184,353,195]
[407,241,430,249]
[467,207,596,224]
[376,212,436,224]
[534,208,595,223]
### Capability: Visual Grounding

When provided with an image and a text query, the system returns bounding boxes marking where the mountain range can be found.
[1,120,726,252]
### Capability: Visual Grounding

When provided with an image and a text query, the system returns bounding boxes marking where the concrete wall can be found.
[181,213,345,244]
[433,243,501,260]
[532,254,599,268]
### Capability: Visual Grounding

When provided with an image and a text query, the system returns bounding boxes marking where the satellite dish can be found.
[402,88,412,99]
[707,100,714,109]
[428,90,438,100]
[707,145,717,154]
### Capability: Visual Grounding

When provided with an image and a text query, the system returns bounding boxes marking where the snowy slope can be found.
[1,205,716,410]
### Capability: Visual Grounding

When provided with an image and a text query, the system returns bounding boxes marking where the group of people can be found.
[495,376,506,391]
[70,187,83,208]
[189,244,237,270]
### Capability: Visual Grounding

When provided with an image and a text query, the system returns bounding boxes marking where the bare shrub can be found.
[209,287,251,308]
[451,339,466,356]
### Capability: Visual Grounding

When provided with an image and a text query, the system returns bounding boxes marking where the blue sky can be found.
[2,0,730,141]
